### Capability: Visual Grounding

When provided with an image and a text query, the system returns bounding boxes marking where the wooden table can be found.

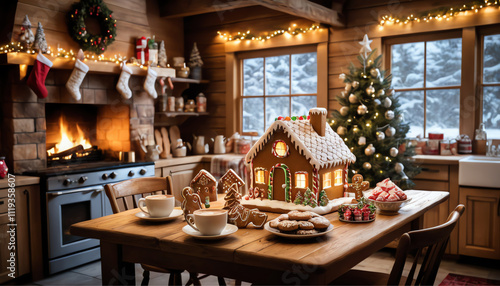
[71,190,448,285]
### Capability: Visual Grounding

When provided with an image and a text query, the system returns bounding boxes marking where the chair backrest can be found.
[388,205,465,286]
[104,176,174,214]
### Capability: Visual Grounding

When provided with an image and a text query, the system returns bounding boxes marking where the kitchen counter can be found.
[0,175,40,189]
[154,153,246,168]
[413,155,469,165]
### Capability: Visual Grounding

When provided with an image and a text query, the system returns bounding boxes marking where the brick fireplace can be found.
[0,65,155,173]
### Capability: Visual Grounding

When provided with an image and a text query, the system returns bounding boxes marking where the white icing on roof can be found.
[309,107,328,115]
[245,119,356,169]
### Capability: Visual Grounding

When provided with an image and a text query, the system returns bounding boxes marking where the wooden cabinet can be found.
[459,187,500,259]
[0,184,42,284]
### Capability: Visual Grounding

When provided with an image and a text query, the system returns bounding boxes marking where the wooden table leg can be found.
[100,241,135,285]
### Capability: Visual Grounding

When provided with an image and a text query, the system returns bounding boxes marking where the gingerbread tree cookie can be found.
[224,183,267,228]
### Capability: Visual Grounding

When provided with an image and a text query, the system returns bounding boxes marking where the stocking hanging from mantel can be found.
[143,67,157,99]
[27,52,53,99]
[116,63,132,99]
[66,49,89,100]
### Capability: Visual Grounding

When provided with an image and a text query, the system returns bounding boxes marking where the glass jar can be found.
[196,93,207,112]
[175,97,184,112]
[0,157,8,179]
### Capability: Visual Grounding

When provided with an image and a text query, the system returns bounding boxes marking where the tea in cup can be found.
[138,194,175,217]
[186,209,228,235]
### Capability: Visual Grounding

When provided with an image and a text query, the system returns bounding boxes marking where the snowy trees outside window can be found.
[482,34,500,139]
[241,52,317,135]
[391,38,462,138]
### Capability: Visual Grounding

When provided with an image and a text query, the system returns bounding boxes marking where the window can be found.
[323,172,331,189]
[295,172,308,188]
[255,169,266,184]
[388,34,462,138]
[481,32,500,138]
[273,140,288,157]
[241,48,318,135]
[334,169,343,186]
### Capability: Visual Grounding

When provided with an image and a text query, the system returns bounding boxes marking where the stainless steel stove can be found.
[26,161,155,274]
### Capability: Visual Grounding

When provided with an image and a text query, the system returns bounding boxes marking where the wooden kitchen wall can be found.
[12,0,184,62]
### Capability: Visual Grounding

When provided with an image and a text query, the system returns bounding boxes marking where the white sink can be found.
[459,156,500,188]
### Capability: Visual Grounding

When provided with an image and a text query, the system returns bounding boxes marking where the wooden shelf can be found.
[0,53,176,77]
[155,111,209,117]
[154,111,209,126]
[170,77,209,84]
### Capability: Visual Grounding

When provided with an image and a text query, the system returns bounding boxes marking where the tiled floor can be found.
[31,249,500,286]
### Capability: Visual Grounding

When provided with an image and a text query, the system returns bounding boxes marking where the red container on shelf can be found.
[428,133,444,140]
[457,135,472,154]
[0,157,8,179]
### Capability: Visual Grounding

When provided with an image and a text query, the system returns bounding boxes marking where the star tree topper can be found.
[359,34,373,59]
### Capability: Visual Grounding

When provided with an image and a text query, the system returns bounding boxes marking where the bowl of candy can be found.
[367,178,411,215]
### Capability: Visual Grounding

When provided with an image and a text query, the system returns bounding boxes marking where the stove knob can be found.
[63,179,72,186]
[102,173,109,180]
[128,171,135,177]
[110,172,117,179]
[79,176,88,183]
[139,169,147,175]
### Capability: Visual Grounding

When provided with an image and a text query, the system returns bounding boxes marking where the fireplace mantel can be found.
[0,53,176,77]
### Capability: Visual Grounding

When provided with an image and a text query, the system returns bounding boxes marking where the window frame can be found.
[295,171,308,189]
[237,45,319,135]
[323,172,332,189]
[333,169,343,186]
[272,140,289,158]
[478,25,500,139]
[255,168,267,184]
[384,30,463,138]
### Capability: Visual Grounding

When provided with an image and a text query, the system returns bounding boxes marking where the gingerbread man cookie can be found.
[181,187,202,224]
[346,174,370,201]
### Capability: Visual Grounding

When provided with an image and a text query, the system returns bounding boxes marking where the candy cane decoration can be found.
[267,163,292,202]
[312,167,319,197]
[344,163,349,197]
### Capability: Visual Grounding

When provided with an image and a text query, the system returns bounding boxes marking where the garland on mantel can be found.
[217,23,321,42]
[379,0,499,26]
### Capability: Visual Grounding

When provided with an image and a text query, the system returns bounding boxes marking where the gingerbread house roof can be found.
[191,169,218,186]
[245,118,356,169]
[220,169,245,186]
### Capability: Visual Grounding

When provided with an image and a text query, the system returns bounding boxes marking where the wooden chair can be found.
[330,205,465,286]
[104,176,190,286]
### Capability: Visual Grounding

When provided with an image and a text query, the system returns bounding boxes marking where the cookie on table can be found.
[288,210,313,221]
[309,216,330,230]
[298,221,314,230]
[297,229,319,235]
[278,220,299,232]
[269,219,280,228]
[277,214,289,221]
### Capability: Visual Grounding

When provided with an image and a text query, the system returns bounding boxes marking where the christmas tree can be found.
[158,40,167,68]
[188,42,203,67]
[223,183,241,209]
[330,34,419,189]
[33,22,48,53]
[293,192,303,205]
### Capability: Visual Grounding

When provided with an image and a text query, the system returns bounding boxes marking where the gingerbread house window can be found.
[273,140,288,158]
[295,172,308,188]
[323,172,332,189]
[255,168,266,184]
[334,169,343,186]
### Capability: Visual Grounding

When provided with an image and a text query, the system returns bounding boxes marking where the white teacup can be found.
[186,209,228,236]
[138,194,175,218]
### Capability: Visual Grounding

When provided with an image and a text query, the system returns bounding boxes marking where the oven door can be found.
[46,185,104,259]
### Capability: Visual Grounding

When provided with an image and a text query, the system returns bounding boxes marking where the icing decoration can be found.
[190,169,218,202]
[272,140,289,158]
[224,183,268,228]
[346,174,370,200]
[181,187,202,224]
[219,169,245,194]
[268,163,292,202]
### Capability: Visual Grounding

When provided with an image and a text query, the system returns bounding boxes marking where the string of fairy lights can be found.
[379,0,499,26]
[217,23,321,42]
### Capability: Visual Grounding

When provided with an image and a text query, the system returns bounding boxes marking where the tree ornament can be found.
[340,91,346,98]
[376,131,385,141]
[359,34,373,59]
[388,89,395,96]
[370,68,380,77]
[385,126,396,137]
[337,126,346,135]
[340,106,349,116]
[339,73,346,80]
[390,147,399,157]
[365,144,375,156]
[377,89,385,96]
[357,104,367,115]
[374,99,381,106]
[349,94,358,103]
[395,162,404,173]
[383,97,392,108]
[158,40,167,68]
[67,0,116,54]
[20,15,35,48]
[345,83,352,93]
[33,22,48,53]
[366,84,375,96]
[352,81,359,89]
[385,110,395,120]
[353,125,360,133]
[396,114,404,122]
[363,162,372,170]
[358,136,366,146]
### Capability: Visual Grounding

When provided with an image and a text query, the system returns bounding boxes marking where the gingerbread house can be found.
[218,169,245,194]
[245,108,356,206]
[190,169,218,202]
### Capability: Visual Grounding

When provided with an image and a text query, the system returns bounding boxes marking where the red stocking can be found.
[27,53,53,99]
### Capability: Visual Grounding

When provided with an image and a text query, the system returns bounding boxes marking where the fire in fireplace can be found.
[47,115,93,156]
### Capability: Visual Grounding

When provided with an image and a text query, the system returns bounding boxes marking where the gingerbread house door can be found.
[269,163,291,202]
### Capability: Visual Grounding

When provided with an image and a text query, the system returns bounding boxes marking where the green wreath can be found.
[67,0,116,55]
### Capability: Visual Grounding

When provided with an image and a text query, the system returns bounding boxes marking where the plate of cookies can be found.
[264,210,333,239]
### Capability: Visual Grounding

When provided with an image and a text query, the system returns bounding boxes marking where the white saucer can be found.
[182,224,238,240]
[135,209,183,222]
